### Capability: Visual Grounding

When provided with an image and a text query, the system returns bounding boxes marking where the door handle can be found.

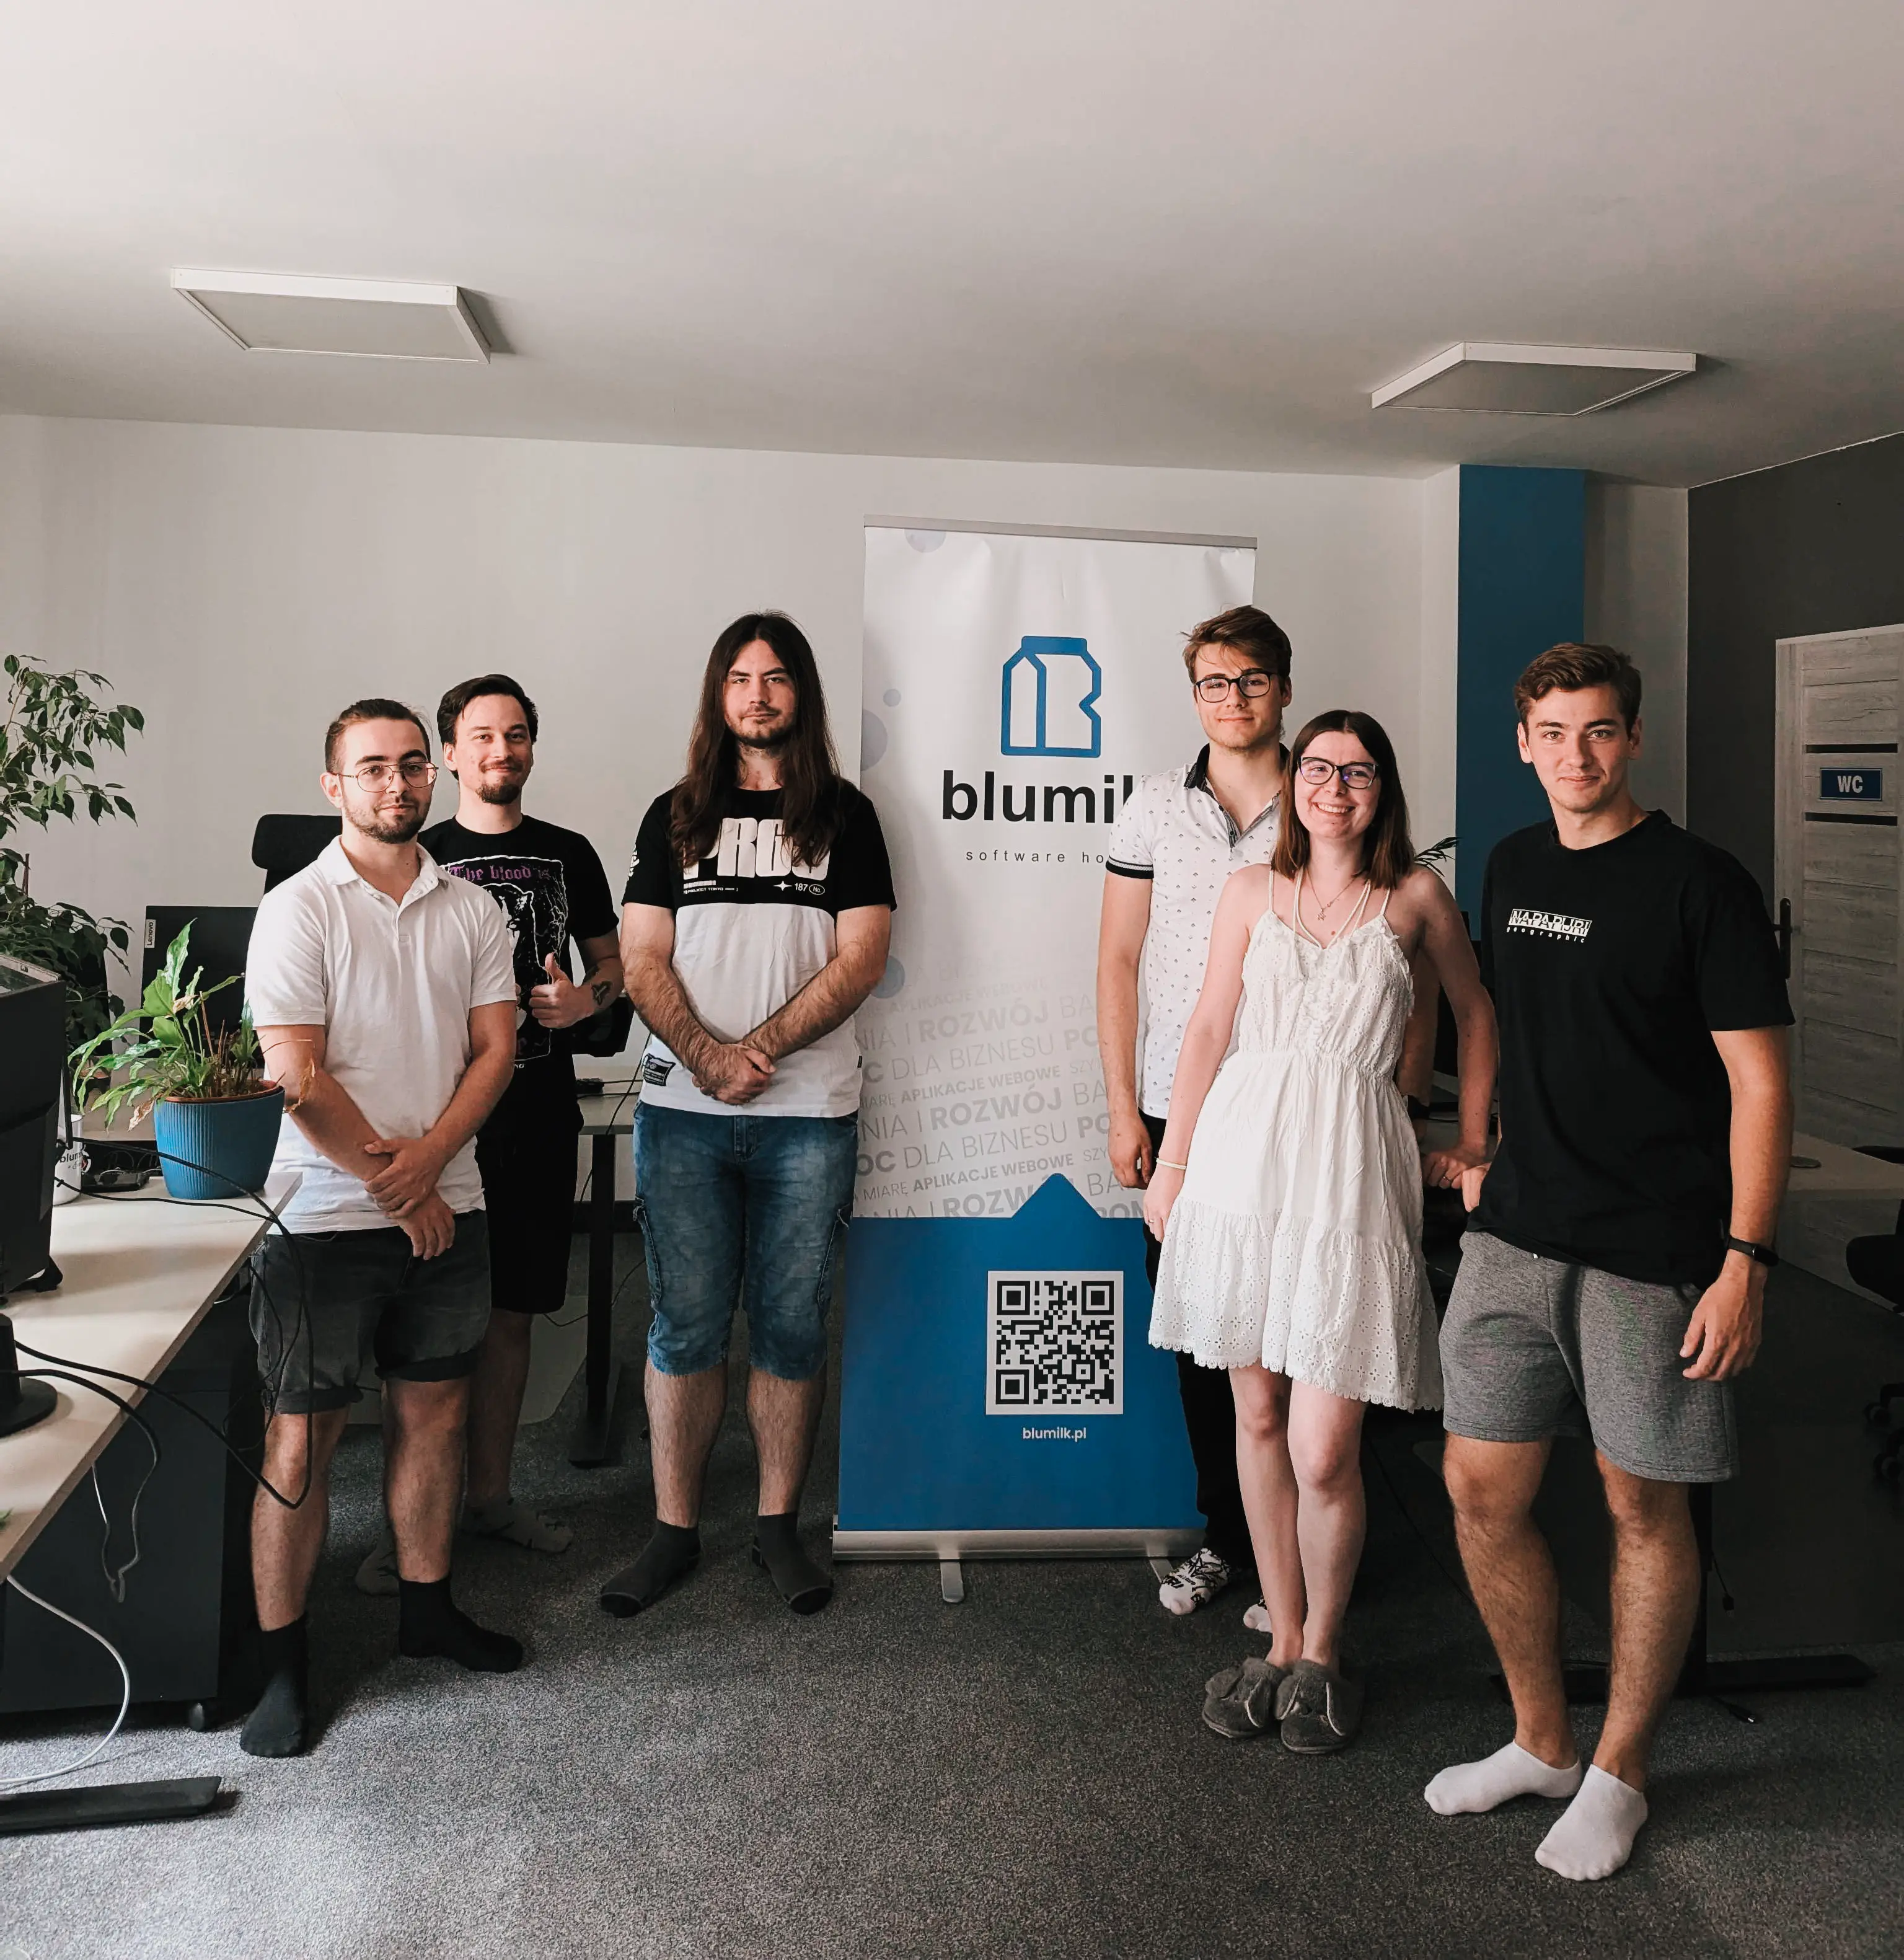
[1775,898,1795,980]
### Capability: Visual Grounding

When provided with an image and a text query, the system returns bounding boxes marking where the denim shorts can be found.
[633,1103,858,1382]
[249,1211,491,1414]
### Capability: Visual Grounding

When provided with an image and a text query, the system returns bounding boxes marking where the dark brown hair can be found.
[437,673,539,748]
[1181,604,1292,681]
[670,612,843,868]
[1271,709,1414,890]
[1514,642,1642,731]
[324,698,430,773]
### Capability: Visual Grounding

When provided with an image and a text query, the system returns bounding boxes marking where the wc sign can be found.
[1820,767,1884,802]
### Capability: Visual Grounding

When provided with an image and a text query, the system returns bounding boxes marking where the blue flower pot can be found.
[153,1087,286,1201]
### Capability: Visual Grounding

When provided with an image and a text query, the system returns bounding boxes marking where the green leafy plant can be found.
[70,924,270,1125]
[0,653,146,1046]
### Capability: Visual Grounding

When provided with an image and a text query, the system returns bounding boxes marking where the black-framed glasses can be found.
[1192,669,1277,702]
[345,760,437,792]
[1297,756,1380,791]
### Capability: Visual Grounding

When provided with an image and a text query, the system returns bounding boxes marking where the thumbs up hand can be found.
[528,951,594,1028]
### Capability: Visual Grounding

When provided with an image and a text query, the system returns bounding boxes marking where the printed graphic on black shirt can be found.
[423,816,619,1074]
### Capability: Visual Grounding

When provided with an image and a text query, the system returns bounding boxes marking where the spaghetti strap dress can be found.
[1148,870,1443,1410]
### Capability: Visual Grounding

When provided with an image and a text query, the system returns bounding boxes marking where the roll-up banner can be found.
[837,521,1256,1562]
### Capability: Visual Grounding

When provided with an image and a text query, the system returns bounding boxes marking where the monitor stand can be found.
[0,1309,57,1437]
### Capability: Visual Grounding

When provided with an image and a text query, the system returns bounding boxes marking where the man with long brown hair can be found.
[607,613,894,1617]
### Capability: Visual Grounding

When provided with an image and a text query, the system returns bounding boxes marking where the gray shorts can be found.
[250,1212,491,1415]
[1440,1230,1737,1483]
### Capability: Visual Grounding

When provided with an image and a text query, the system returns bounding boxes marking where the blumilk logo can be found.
[1001,637,1102,759]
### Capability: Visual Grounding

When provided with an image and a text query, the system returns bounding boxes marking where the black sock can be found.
[600,1522,700,1618]
[396,1578,523,1672]
[752,1511,832,1615]
[240,1617,309,1758]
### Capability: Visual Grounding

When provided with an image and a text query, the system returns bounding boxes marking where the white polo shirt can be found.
[245,839,518,1232]
[1104,746,1280,1118]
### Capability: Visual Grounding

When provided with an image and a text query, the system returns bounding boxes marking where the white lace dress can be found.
[1149,873,1443,1410]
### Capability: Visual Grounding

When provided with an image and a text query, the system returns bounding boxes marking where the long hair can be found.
[1271,709,1415,890]
[670,612,843,868]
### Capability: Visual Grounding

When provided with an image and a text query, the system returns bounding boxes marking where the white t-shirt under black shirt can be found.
[1104,746,1280,1118]
[244,839,519,1232]
[623,783,897,1118]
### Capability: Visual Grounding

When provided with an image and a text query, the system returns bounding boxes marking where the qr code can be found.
[985,1270,1124,1415]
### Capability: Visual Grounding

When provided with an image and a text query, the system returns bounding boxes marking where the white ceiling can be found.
[4,2,1902,486]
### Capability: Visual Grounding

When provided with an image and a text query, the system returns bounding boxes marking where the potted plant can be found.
[70,924,284,1201]
[0,653,146,1049]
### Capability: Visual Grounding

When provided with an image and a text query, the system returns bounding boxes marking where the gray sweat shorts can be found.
[1440,1229,1738,1483]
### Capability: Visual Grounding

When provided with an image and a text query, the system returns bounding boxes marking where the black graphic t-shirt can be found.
[1474,813,1792,1285]
[421,813,620,1131]
[622,782,896,1118]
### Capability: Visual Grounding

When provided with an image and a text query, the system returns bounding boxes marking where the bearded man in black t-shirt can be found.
[345,675,623,1587]
[1427,643,1792,1883]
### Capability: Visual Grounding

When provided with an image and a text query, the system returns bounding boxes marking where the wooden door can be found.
[1774,625,1904,1147]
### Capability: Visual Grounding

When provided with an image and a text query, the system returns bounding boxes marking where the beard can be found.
[733,718,795,755]
[475,772,524,806]
[343,790,427,844]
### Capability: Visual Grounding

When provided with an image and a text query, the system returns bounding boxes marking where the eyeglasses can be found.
[1297,756,1380,790]
[343,761,437,792]
[1192,670,1279,702]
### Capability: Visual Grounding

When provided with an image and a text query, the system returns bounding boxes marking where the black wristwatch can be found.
[1723,1234,1779,1270]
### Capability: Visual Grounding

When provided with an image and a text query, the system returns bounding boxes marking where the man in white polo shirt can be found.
[240,699,522,1758]
[1099,605,1292,1620]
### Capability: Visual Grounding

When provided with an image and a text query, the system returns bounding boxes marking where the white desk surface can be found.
[0,1175,293,1583]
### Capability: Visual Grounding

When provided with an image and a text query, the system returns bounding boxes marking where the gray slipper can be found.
[1201,1656,1287,1739]
[1275,1658,1364,1753]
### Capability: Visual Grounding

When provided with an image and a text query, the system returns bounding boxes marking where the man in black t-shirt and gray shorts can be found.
[1426,643,1792,1881]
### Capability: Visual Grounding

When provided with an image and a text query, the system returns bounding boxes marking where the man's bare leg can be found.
[384,1375,524,1672]
[1532,1459,1697,1880]
[385,1377,470,1583]
[748,1366,832,1612]
[600,1361,726,1615]
[252,1407,351,1631]
[241,1406,350,1757]
[464,1312,534,1509]
[1425,1436,1586,1816]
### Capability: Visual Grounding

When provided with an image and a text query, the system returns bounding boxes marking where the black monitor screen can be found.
[141,907,257,1040]
[0,956,63,1298]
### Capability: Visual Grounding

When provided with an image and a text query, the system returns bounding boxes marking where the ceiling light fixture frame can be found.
[170,270,491,363]
[1371,340,1695,415]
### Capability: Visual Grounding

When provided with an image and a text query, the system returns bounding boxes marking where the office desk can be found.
[0,1176,291,1831]
[571,1097,637,1468]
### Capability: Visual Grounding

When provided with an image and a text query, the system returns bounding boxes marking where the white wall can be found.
[0,413,1429,1009]
[1585,480,1688,821]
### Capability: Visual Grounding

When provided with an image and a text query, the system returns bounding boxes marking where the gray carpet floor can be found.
[6,1251,1904,1960]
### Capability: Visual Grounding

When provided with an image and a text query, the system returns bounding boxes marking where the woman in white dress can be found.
[1144,709,1496,1752]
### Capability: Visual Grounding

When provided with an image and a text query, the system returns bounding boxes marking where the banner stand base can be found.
[832,1527,1201,1565]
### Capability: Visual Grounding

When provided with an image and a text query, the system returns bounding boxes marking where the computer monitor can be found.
[0,955,64,1302]
[141,906,257,1041]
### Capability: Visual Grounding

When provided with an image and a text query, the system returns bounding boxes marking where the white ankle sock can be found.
[1535,1765,1649,1881]
[1424,1741,1584,1816]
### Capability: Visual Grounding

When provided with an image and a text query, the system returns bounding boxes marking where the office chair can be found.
[251,814,342,891]
[1848,1146,1904,1479]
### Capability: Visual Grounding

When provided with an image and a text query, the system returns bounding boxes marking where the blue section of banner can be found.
[837,1176,1201,1532]
[1454,465,1585,920]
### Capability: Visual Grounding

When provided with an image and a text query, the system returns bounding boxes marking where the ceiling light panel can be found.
[171,271,490,362]
[1372,342,1694,415]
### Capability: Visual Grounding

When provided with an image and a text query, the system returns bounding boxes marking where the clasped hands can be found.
[690,1040,777,1105]
[362,1133,455,1258]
